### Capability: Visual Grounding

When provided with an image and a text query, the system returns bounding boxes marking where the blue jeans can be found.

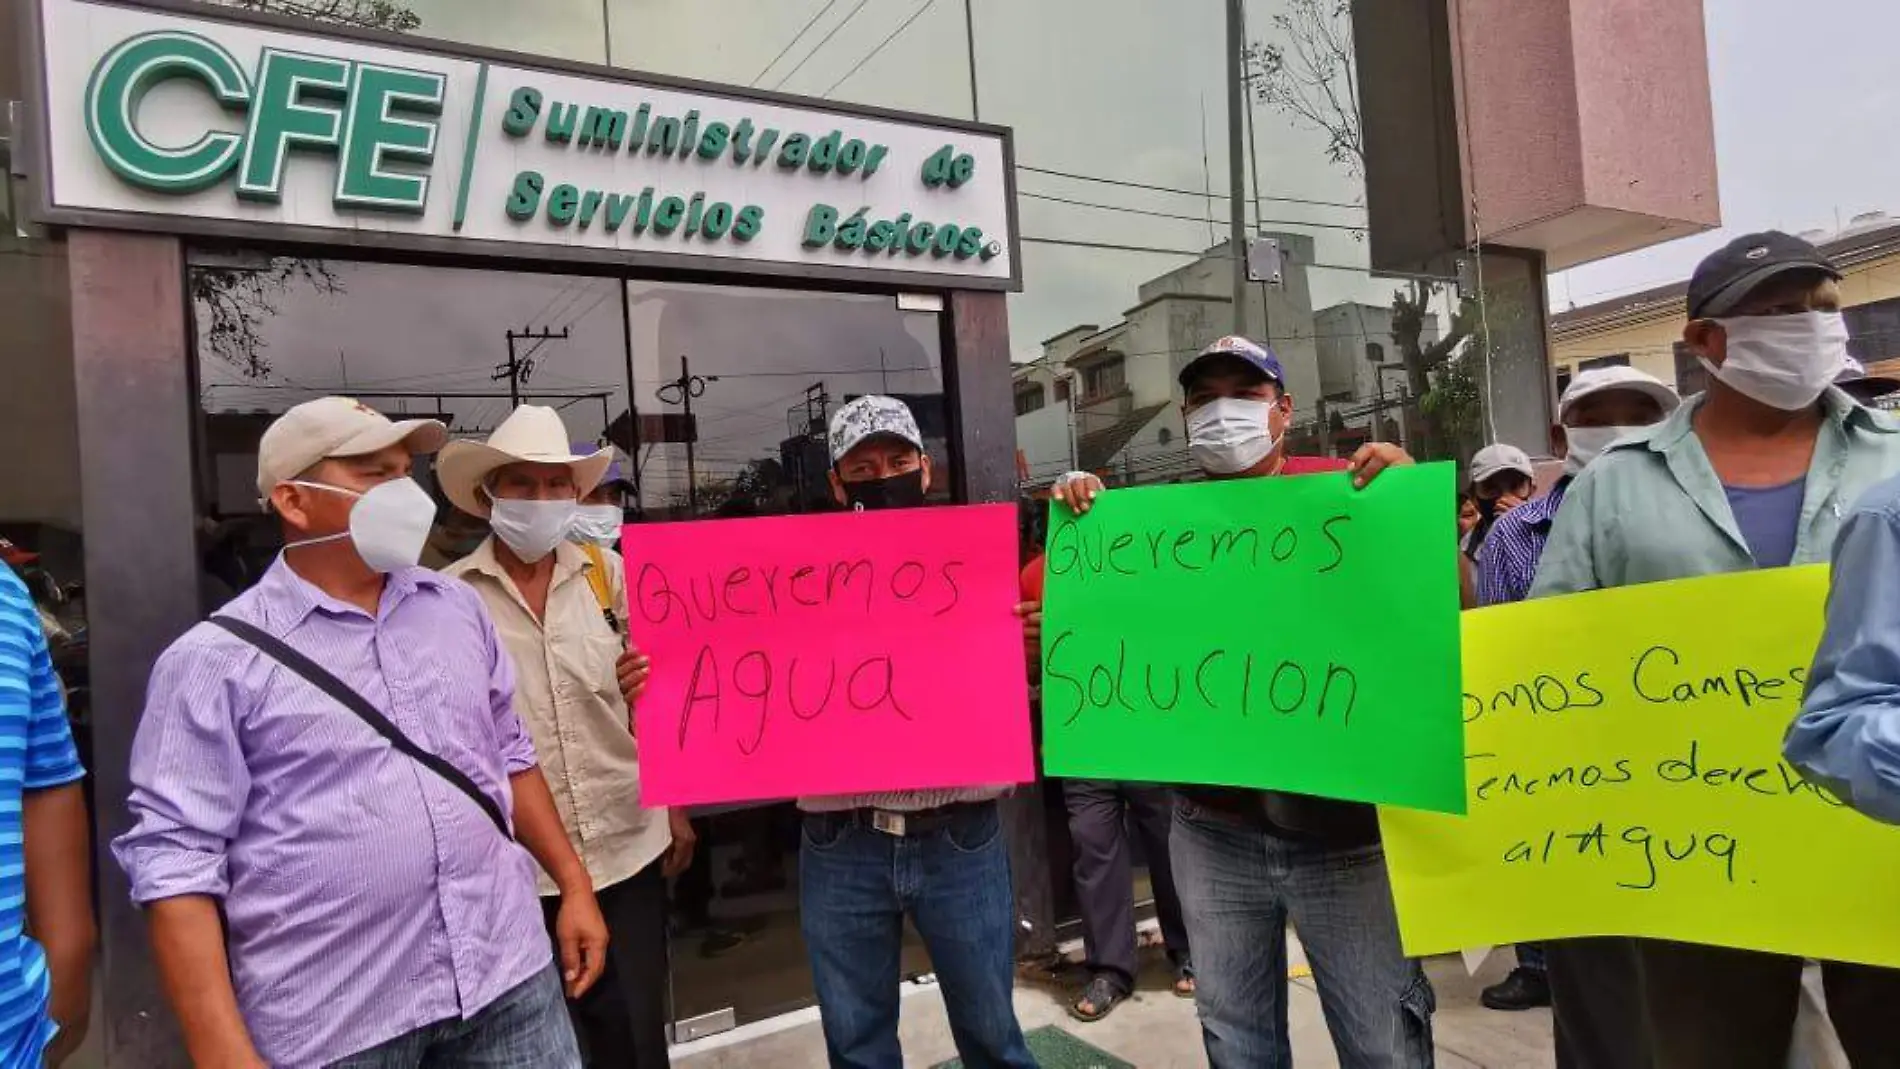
[328,964,580,1068]
[1172,802,1435,1069]
[798,803,1035,1069]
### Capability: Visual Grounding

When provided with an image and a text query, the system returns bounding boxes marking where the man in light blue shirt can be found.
[1787,472,1900,820]
[1531,231,1900,1069]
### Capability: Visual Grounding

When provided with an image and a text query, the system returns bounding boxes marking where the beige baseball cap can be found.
[255,396,448,503]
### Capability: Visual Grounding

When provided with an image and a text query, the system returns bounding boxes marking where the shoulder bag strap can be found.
[578,543,622,633]
[207,616,512,839]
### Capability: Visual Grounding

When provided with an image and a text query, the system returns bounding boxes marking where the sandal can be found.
[1067,975,1128,1023]
[1174,963,1197,998]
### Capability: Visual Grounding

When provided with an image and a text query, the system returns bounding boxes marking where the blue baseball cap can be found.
[1178,335,1285,389]
[574,441,634,490]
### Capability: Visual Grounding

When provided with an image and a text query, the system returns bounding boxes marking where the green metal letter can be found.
[84,31,252,193]
[237,48,352,202]
[334,62,444,213]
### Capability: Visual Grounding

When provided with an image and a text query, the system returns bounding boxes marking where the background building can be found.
[1553,212,1900,400]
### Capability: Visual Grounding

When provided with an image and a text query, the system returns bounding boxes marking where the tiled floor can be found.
[674,943,1557,1068]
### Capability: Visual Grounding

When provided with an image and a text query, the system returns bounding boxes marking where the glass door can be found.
[621,280,953,1034]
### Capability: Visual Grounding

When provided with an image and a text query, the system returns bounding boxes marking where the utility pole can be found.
[657,355,718,512]
[495,325,569,406]
[1242,34,1275,345]
[962,0,981,120]
[1225,0,1249,335]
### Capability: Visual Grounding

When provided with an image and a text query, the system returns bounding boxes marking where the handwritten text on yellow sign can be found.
[1380,566,1900,967]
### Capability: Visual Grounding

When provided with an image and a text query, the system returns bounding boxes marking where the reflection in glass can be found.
[625,282,948,521]
[191,254,630,582]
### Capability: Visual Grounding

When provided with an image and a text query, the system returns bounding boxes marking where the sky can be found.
[1549,0,1900,311]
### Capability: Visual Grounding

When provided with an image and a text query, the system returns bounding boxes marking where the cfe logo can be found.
[85,31,446,214]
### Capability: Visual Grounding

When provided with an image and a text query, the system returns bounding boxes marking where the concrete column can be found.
[69,229,196,1068]
[946,291,1015,506]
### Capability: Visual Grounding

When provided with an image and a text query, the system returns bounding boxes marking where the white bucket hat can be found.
[436,405,613,518]
[1557,365,1680,423]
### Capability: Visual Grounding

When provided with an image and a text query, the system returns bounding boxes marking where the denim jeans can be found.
[1172,801,1435,1069]
[328,964,581,1068]
[798,802,1036,1069]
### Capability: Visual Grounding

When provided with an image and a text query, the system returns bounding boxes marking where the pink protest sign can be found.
[624,503,1035,806]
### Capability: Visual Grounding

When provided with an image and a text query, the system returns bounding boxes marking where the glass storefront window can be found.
[615,0,1528,472]
[190,254,629,592]
[187,254,956,1032]
[624,282,948,521]
[583,0,1541,978]
[191,1,1539,478]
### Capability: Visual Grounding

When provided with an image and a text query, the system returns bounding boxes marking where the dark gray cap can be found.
[1687,231,1841,320]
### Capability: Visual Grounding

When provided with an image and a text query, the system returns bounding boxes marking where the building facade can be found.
[0,0,1719,1063]
[1553,214,1900,399]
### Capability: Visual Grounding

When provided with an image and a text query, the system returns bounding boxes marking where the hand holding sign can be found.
[625,505,1035,806]
[1038,463,1465,813]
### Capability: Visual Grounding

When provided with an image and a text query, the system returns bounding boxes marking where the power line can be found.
[824,0,941,96]
[1016,163,1364,212]
[752,0,844,86]
[515,277,593,339]
[1019,190,1368,233]
[1018,233,1391,274]
[772,0,873,91]
[683,363,939,380]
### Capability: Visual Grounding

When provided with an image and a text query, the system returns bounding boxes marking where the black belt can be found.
[829,800,990,837]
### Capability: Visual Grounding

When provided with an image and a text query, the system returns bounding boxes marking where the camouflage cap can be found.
[828,395,925,464]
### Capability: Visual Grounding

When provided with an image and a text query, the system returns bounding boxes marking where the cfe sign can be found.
[86,32,445,211]
[30,0,1019,289]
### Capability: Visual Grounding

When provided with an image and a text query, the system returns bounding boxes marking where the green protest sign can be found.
[1038,463,1465,814]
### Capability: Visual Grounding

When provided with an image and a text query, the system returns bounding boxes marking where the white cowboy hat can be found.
[436,405,613,519]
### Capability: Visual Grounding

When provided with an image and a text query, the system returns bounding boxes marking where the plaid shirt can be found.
[1475,478,1572,607]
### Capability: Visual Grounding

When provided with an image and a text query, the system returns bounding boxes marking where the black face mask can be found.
[841,469,927,511]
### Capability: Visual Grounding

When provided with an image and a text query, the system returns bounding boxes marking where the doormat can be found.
[930,1025,1135,1069]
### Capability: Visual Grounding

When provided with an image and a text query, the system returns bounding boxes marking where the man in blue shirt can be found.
[0,561,91,1066]
[1473,365,1676,1014]
[1476,367,1678,609]
[1787,471,1900,819]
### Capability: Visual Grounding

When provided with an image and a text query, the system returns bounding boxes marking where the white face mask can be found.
[488,498,577,564]
[285,477,435,574]
[1187,397,1281,475]
[1562,425,1645,475]
[568,504,623,547]
[1699,311,1850,411]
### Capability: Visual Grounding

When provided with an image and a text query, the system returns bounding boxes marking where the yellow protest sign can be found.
[1380,566,1900,967]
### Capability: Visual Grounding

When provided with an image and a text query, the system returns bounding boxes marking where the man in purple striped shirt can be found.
[113,398,607,1068]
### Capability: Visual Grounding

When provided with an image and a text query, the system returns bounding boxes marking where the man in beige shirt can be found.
[440,406,693,1068]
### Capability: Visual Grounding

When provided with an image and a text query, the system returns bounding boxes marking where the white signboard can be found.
[30,0,1019,289]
